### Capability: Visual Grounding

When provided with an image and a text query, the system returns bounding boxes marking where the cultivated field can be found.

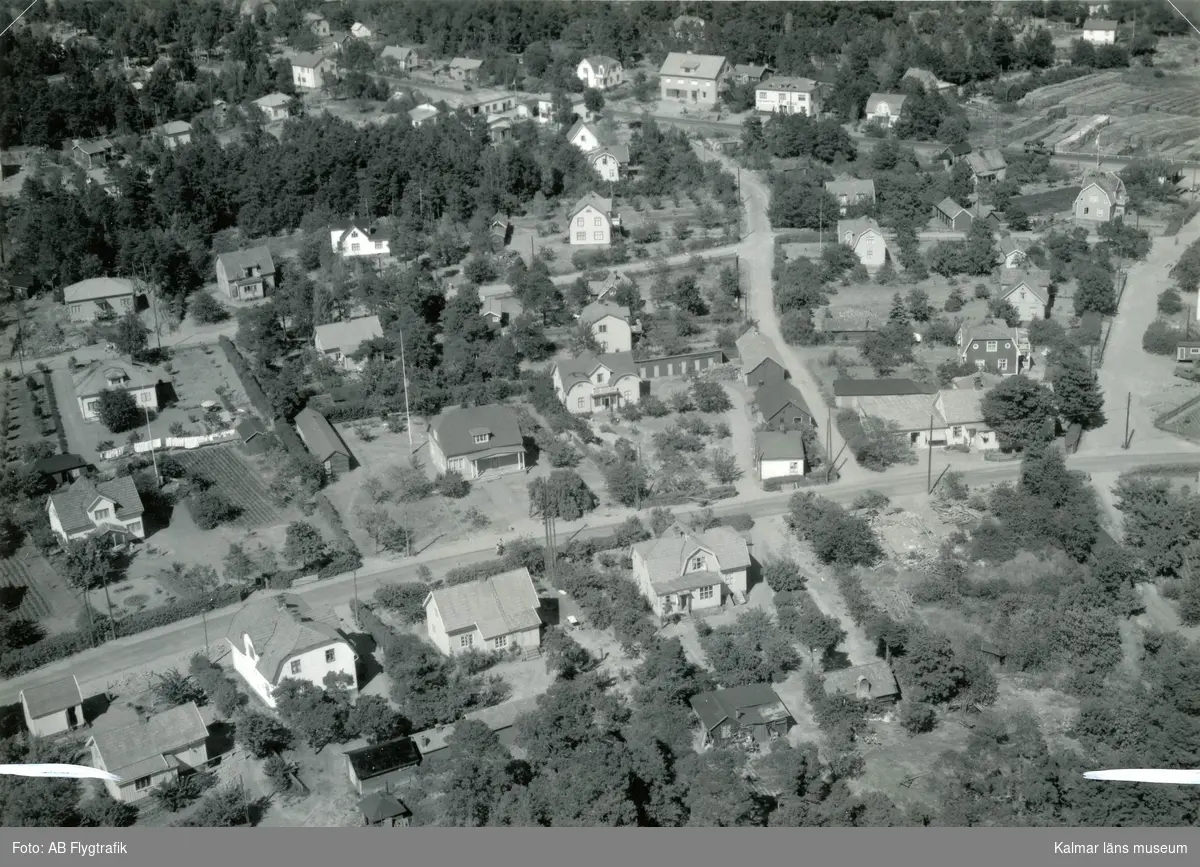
[173,445,283,528]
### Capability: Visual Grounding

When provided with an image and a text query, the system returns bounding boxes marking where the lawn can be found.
[0,543,81,634]
[1007,186,1082,217]
[0,373,60,466]
[152,344,255,436]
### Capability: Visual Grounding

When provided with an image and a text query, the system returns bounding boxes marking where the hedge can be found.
[444,559,509,587]
[272,417,308,460]
[218,337,272,419]
[317,550,362,579]
[315,493,358,557]
[352,602,403,657]
[41,371,68,454]
[312,398,380,424]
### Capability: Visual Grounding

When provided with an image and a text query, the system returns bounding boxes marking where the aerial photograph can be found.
[1,0,1200,834]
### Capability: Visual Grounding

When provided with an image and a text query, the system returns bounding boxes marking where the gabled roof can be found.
[431,404,523,459]
[72,361,161,399]
[754,379,811,421]
[63,277,136,304]
[901,68,949,90]
[659,51,726,79]
[358,789,412,823]
[1001,269,1050,305]
[581,54,619,69]
[586,270,626,298]
[579,301,630,326]
[735,329,784,376]
[234,416,267,441]
[314,315,384,355]
[757,75,817,94]
[293,407,349,463]
[941,142,972,158]
[865,93,906,115]
[997,236,1026,257]
[822,662,899,700]
[345,736,421,782]
[837,217,884,247]
[1083,18,1118,30]
[48,476,145,536]
[567,119,601,143]
[689,684,790,732]
[483,295,523,322]
[31,453,88,476]
[226,593,348,682]
[427,568,541,639]
[253,92,292,109]
[966,148,1007,175]
[1079,170,1127,204]
[755,430,806,462]
[217,246,275,281]
[936,197,967,219]
[74,138,115,155]
[569,191,613,219]
[555,350,639,386]
[381,45,417,61]
[588,143,630,165]
[936,389,987,426]
[960,318,1019,345]
[20,675,83,718]
[732,63,771,79]
[631,526,751,589]
[90,702,207,778]
[157,120,192,136]
[855,394,940,432]
[291,51,327,69]
[449,57,483,71]
[408,104,439,122]
[824,178,876,200]
[834,378,931,398]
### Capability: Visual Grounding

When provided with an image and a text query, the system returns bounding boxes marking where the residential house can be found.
[672,14,706,40]
[939,142,972,169]
[958,320,1024,376]
[754,430,807,481]
[587,143,630,183]
[408,103,439,127]
[428,404,526,478]
[933,197,972,232]
[482,295,522,329]
[225,593,358,709]
[350,22,371,40]
[294,406,352,475]
[567,119,603,153]
[833,377,933,409]
[824,178,876,216]
[291,52,331,90]
[71,138,116,169]
[576,55,623,90]
[658,52,729,108]
[20,675,84,737]
[999,269,1050,322]
[902,67,953,92]
[838,217,889,268]
[578,302,633,353]
[755,76,819,116]
[864,93,906,128]
[690,685,793,749]
[87,703,208,803]
[424,568,542,656]
[487,117,513,145]
[997,236,1028,269]
[553,351,642,414]
[969,202,1004,230]
[152,120,192,149]
[253,92,292,122]
[1177,340,1200,363]
[72,361,160,420]
[447,57,483,82]
[63,277,136,322]
[1074,171,1128,223]
[754,379,813,430]
[326,31,351,53]
[304,11,329,37]
[568,192,616,246]
[215,246,276,300]
[47,475,145,543]
[823,662,900,708]
[631,525,752,617]
[30,453,88,487]
[380,45,419,71]
[314,315,385,372]
[1081,18,1118,44]
[488,213,511,250]
[345,737,421,796]
[735,329,787,388]
[934,388,1000,451]
[730,63,772,84]
[451,89,515,117]
[858,386,999,451]
[966,148,1008,185]
[330,218,391,257]
[586,270,627,302]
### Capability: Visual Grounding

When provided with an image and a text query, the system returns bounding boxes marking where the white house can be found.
[659,52,728,108]
[824,178,876,216]
[568,192,615,246]
[88,703,208,803]
[224,593,358,710]
[350,22,372,39]
[864,93,906,128]
[408,103,439,127]
[1081,19,1118,44]
[552,351,641,414]
[567,119,603,153]
[47,476,146,543]
[576,55,623,90]
[252,92,292,122]
[998,269,1050,322]
[72,361,161,421]
[997,236,1028,269]
[428,404,526,479]
[424,568,542,656]
[754,430,806,481]
[152,120,192,149]
[837,218,888,268]
[631,525,751,618]
[578,302,633,353]
[587,143,630,183]
[381,45,420,71]
[755,76,819,116]
[330,218,391,257]
[314,315,385,372]
[291,52,331,90]
[20,675,84,737]
[854,389,1000,451]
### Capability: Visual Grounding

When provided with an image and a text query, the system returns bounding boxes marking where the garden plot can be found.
[173,445,283,528]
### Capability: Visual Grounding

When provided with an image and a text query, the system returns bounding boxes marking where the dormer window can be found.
[474,434,487,444]
[470,427,491,445]
[689,554,706,572]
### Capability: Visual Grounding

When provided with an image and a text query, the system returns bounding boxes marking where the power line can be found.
[1164,0,1200,37]
[0,0,40,39]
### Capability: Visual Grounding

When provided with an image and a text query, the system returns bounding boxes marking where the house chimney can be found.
[856,676,872,700]
[421,736,430,746]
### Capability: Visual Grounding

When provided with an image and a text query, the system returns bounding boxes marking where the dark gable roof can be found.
[689,685,791,732]
[225,593,348,682]
[755,380,812,421]
[49,476,145,535]
[32,453,88,475]
[21,675,83,718]
[359,790,411,823]
[294,407,349,463]
[234,417,267,440]
[432,404,523,460]
[834,378,933,398]
[345,736,421,782]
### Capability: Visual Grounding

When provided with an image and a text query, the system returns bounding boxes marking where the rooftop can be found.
[855,394,940,432]
[659,51,726,80]
[569,191,614,219]
[1083,18,1118,30]
[822,662,899,701]
[579,301,630,326]
[294,407,349,463]
[291,51,326,69]
[31,452,88,475]
[431,404,523,459]
[754,379,812,421]
[758,75,817,93]
[689,685,791,732]
[735,329,784,375]
[936,389,987,425]
[865,92,907,115]
[755,430,806,462]
[555,350,638,386]
[253,92,292,109]
[216,246,275,282]
[631,526,751,590]
[345,736,421,781]
[63,276,136,304]
[314,315,384,354]
[824,178,876,199]
[90,702,208,777]
[225,593,348,682]
[838,217,884,247]
[20,675,83,718]
[427,568,542,640]
[834,378,932,398]
[157,120,191,136]
[48,475,144,536]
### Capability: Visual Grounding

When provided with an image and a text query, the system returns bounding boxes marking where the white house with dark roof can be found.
[998,269,1050,322]
[825,178,875,215]
[1074,171,1127,223]
[47,476,146,543]
[578,301,632,353]
[253,92,293,122]
[755,76,819,116]
[576,55,623,90]
[568,192,615,246]
[864,93,906,127]
[631,525,751,617]
[659,52,728,108]
[20,675,84,737]
[428,404,525,479]
[552,351,641,414]
[215,245,276,300]
[291,51,332,90]
[63,277,136,322]
[838,217,888,268]
[330,218,391,257]
[567,119,603,153]
[87,702,209,802]
[1081,18,1118,44]
[424,568,542,656]
[72,361,161,420]
[852,388,998,451]
[997,236,1028,269]
[587,143,630,183]
[754,430,806,481]
[225,593,358,709]
[314,315,384,372]
[152,120,192,149]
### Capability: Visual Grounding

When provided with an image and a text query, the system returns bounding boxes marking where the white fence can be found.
[101,428,238,461]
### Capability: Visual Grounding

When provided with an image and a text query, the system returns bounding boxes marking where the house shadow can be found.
[522,436,540,470]
[538,595,561,627]
[155,381,180,409]
[80,691,114,726]
[745,556,764,594]
[206,720,236,761]
[343,630,383,690]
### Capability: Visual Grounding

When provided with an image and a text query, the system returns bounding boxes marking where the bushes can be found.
[188,654,244,717]
[314,493,359,557]
[188,490,240,529]
[373,582,427,624]
[435,470,470,498]
[218,337,273,420]
[1143,319,1182,356]
[152,772,215,812]
[787,492,882,567]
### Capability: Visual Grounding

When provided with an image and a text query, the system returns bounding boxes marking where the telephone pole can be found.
[926,415,934,494]
[1123,392,1132,449]
[397,325,414,454]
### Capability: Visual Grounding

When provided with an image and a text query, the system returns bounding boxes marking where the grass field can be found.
[1007,186,1081,217]
[173,445,283,528]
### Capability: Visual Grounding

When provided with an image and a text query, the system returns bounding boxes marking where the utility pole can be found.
[819,196,824,246]
[352,566,359,626]
[397,324,413,454]
[201,597,212,657]
[1123,391,1131,449]
[826,408,831,468]
[144,403,160,485]
[101,570,117,639]
[635,444,643,510]
[1096,132,1102,171]
[926,415,934,494]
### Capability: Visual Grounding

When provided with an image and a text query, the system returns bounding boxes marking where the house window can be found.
[87,400,98,414]
[998,358,1008,371]
[986,341,998,352]
[594,217,602,227]
[325,648,335,663]
[494,635,507,649]
[577,398,585,409]
[597,324,607,333]
[595,372,606,383]
[788,461,799,473]
[576,232,586,241]
[952,426,963,437]
[594,232,604,241]
[351,243,360,252]
[290,659,301,675]
[576,217,584,227]
[473,433,488,444]
[127,521,142,535]
[94,508,111,520]
[134,776,152,791]
[375,241,383,250]
[1083,207,1089,215]
[70,304,81,314]
[688,554,706,571]
[698,586,714,601]
[460,634,474,648]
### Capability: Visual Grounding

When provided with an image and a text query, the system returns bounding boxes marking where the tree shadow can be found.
[0,584,26,612]
[522,435,541,469]
[206,720,236,760]
[81,691,113,725]
[821,648,852,671]
[0,702,24,738]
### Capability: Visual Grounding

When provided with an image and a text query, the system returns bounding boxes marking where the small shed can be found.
[20,675,85,737]
[234,417,269,454]
[345,736,421,796]
[822,661,900,708]
[31,453,88,486]
[358,787,411,827]
[294,407,352,476]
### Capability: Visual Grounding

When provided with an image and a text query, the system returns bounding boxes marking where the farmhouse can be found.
[447,57,483,82]
[1081,18,1117,44]
[344,736,421,796]
[864,93,906,128]
[408,103,439,127]
[736,328,787,388]
[88,702,209,803]
[754,430,807,481]
[659,52,728,108]
[567,119,604,153]
[1074,171,1127,223]
[428,404,526,479]
[294,407,352,475]
[824,178,876,215]
[424,568,542,656]
[215,245,276,300]
[958,320,1024,375]
[833,377,934,409]
[838,217,888,268]
[63,277,136,322]
[47,475,146,543]
[568,192,616,246]
[152,120,192,149]
[253,92,292,122]
[380,45,420,71]
[578,301,633,353]
[753,379,813,430]
[72,361,161,420]
[998,269,1050,322]
[823,662,900,708]
[226,593,358,709]
[553,351,642,414]
[20,675,85,737]
[755,76,819,116]
[587,143,630,183]
[997,236,1028,269]
[966,148,1007,185]
[576,55,623,90]
[631,525,751,618]
[291,52,331,90]
[314,315,385,372]
[330,218,391,257]
[933,198,972,232]
[690,685,793,749]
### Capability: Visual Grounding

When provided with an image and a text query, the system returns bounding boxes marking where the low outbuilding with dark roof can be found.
[754,379,813,430]
[345,737,421,797]
[30,453,88,485]
[428,404,526,479]
[20,675,84,737]
[689,684,793,749]
[294,406,352,475]
[833,377,935,408]
[87,702,209,802]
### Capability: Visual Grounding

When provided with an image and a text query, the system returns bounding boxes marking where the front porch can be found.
[467,449,526,480]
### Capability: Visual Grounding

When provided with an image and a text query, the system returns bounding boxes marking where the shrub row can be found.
[313,398,378,424]
[317,550,362,580]
[271,416,308,461]
[188,655,243,718]
[217,337,272,419]
[41,371,68,453]
[444,558,509,587]
[314,493,358,556]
